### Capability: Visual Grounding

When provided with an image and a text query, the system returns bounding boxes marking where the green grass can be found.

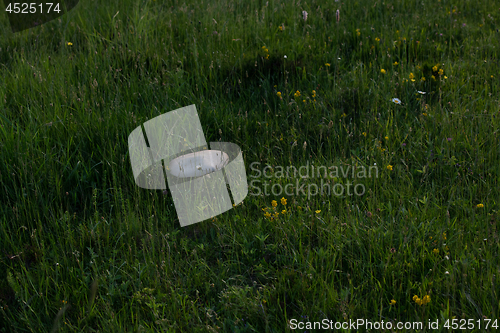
[0,0,499,331]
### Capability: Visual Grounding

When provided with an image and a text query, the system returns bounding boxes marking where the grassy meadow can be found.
[1,0,500,331]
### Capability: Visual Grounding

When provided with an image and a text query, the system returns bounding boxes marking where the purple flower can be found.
[447,138,452,141]
[462,23,466,27]
[402,143,406,146]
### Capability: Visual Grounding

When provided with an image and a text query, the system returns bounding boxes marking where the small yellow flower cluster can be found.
[325,63,331,67]
[413,294,431,306]
[387,165,393,171]
[294,90,301,98]
[433,248,439,254]
[409,73,415,82]
[263,198,288,220]
[390,299,396,305]
[277,91,282,99]
[476,203,484,208]
[279,24,284,31]
[431,64,445,78]
[375,37,380,42]
[356,28,360,36]
[381,69,386,74]
[262,46,270,60]
[312,90,316,98]
[378,140,386,152]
